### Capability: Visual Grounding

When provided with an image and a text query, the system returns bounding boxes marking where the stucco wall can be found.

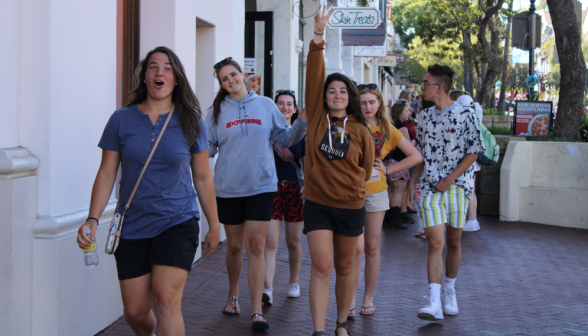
[500,141,588,228]
[0,0,245,334]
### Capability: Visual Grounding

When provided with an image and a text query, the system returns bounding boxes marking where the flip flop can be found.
[251,312,269,330]
[222,295,239,316]
[360,306,375,315]
[414,231,426,239]
[347,307,356,319]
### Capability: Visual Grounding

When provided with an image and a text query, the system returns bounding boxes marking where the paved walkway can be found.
[97,214,588,336]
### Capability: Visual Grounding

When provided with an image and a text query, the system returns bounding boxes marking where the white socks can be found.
[430,278,456,297]
[445,277,456,290]
[429,283,441,298]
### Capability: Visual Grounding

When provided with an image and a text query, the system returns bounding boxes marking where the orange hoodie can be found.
[303,41,374,209]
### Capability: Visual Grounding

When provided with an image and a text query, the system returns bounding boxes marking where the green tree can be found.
[405,36,465,89]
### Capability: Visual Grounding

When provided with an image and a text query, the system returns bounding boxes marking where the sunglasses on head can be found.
[213,57,233,70]
[275,90,295,97]
[357,83,378,91]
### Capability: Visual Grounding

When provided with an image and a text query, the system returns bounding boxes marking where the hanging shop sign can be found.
[387,52,405,63]
[374,56,397,67]
[327,7,381,29]
[513,100,553,136]
[342,22,386,46]
[354,45,386,57]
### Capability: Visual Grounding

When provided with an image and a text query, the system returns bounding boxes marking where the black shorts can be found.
[114,217,199,280]
[217,192,276,225]
[303,200,365,237]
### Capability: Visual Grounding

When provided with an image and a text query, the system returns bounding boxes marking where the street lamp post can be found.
[529,0,536,99]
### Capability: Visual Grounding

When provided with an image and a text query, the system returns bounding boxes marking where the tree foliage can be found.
[405,36,465,89]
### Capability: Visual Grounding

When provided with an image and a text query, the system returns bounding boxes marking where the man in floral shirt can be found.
[408,64,485,322]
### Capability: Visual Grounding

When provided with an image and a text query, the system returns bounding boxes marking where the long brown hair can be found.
[127,46,202,146]
[391,101,410,123]
[359,87,393,140]
[323,73,368,128]
[210,59,244,126]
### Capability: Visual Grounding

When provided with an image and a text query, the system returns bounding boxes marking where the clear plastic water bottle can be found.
[83,228,99,269]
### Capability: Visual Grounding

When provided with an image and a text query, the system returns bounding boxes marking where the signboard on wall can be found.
[342,22,386,46]
[244,58,256,74]
[354,45,386,57]
[513,100,553,136]
[327,7,381,29]
[374,56,397,67]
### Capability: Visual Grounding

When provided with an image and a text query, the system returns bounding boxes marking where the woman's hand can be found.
[202,227,220,258]
[313,5,334,43]
[374,158,386,173]
[77,219,98,250]
[299,107,307,122]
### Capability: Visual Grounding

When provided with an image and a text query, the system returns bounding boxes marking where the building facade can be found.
[0,1,402,335]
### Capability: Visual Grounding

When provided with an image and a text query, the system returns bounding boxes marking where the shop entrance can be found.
[244,12,273,98]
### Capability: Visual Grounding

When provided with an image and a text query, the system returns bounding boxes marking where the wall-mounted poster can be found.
[244,58,256,74]
[244,74,261,96]
[513,100,553,136]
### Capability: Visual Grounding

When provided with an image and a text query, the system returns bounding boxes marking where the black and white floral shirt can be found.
[416,102,485,199]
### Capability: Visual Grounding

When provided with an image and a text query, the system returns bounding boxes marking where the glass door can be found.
[244,12,273,98]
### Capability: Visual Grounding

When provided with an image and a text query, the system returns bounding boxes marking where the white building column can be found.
[0,148,39,336]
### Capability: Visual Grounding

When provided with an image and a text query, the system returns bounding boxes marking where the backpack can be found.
[476,119,500,165]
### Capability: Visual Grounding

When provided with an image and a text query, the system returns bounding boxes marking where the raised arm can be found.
[305,6,334,126]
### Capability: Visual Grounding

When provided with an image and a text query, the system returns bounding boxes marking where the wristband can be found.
[385,167,388,175]
[87,217,99,225]
[314,31,324,35]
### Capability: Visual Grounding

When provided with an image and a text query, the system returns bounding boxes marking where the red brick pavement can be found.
[97,215,588,335]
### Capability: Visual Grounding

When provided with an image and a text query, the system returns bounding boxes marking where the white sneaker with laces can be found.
[418,296,444,321]
[287,283,300,298]
[443,288,459,315]
[262,288,273,305]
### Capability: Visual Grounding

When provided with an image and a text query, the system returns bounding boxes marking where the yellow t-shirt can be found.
[366,124,403,194]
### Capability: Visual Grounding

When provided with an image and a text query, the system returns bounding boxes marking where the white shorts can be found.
[364,190,390,213]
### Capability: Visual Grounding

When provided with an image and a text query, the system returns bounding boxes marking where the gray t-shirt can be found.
[99,105,208,239]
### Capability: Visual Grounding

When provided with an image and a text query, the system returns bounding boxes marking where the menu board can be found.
[514,101,553,136]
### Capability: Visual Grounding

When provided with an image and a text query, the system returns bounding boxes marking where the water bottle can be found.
[83,228,99,269]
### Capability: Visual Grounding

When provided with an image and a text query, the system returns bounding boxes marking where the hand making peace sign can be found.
[313,5,335,44]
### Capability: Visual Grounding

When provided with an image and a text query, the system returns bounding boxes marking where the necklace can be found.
[367,119,378,127]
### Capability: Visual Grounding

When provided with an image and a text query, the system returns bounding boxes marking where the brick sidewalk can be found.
[97,215,588,335]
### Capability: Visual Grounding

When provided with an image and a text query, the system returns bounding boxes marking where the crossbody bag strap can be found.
[122,104,175,215]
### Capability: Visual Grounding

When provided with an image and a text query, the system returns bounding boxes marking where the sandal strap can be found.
[336,320,350,334]
[251,311,264,318]
[312,330,326,336]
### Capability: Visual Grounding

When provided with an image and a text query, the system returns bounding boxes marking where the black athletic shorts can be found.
[303,199,365,237]
[114,217,199,280]
[217,192,276,225]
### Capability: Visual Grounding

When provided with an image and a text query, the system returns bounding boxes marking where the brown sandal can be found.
[336,320,350,335]
[312,329,326,336]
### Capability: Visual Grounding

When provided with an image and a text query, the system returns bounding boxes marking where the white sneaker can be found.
[443,288,459,315]
[262,288,273,305]
[287,283,300,298]
[418,296,443,321]
[462,220,477,232]
[473,220,481,231]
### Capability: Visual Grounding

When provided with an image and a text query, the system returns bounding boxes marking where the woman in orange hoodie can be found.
[303,7,374,336]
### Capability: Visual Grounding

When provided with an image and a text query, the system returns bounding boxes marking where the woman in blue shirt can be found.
[76,46,220,336]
